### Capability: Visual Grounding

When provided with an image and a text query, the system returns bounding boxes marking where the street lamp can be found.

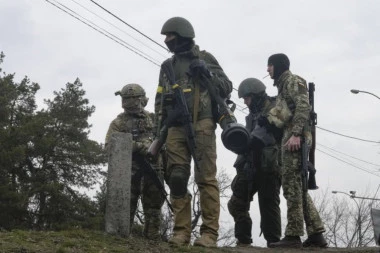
[350,89,380,100]
[332,190,362,247]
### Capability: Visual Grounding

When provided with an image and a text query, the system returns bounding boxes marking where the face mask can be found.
[122,96,147,114]
[249,94,266,113]
[165,39,177,52]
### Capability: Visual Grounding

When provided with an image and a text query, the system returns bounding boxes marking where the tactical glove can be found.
[133,139,152,156]
[189,59,212,78]
[257,115,270,128]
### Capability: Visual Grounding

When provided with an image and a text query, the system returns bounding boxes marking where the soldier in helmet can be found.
[227,78,282,247]
[105,83,165,240]
[266,53,327,249]
[154,17,233,247]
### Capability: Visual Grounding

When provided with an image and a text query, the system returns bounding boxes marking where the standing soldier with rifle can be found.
[105,83,166,241]
[154,17,233,247]
[265,53,327,248]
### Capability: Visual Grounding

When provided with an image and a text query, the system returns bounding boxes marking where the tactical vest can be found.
[162,48,214,125]
[114,110,154,141]
[267,74,306,129]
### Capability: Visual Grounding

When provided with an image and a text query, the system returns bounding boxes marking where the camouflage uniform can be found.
[105,90,165,240]
[274,70,325,237]
[155,23,232,245]
[228,98,282,246]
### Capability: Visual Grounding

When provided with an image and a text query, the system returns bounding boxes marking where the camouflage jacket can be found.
[273,70,311,137]
[154,44,232,131]
[105,110,154,154]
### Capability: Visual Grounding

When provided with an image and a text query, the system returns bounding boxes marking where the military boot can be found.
[303,232,328,248]
[193,233,217,248]
[268,236,302,248]
[236,241,252,248]
[168,194,191,246]
[143,209,161,241]
[266,239,279,248]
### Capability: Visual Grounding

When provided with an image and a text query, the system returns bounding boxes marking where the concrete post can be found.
[105,132,132,237]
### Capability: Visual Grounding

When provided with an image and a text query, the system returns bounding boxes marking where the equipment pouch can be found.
[260,146,279,173]
[267,97,292,129]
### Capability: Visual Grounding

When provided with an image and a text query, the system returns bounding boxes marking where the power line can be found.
[45,0,261,114]
[317,148,380,178]
[44,0,258,115]
[46,1,380,147]
[317,126,380,144]
[318,143,380,167]
[42,2,380,177]
[45,0,161,66]
[88,0,168,52]
[70,0,168,59]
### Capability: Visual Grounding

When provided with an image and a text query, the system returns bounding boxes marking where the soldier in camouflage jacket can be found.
[105,83,164,240]
[266,54,327,249]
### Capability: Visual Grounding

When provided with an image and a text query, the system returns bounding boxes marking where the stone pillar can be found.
[372,208,380,245]
[105,132,132,237]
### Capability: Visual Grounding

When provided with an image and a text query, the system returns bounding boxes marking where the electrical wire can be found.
[317,143,380,167]
[317,126,380,144]
[88,0,168,52]
[317,148,380,178]
[70,0,168,59]
[45,0,161,66]
[46,0,380,155]
[44,0,253,118]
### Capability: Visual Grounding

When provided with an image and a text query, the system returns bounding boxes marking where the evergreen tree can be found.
[0,52,107,230]
[0,52,40,229]
[27,78,106,229]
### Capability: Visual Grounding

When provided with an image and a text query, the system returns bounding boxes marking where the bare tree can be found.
[312,187,380,248]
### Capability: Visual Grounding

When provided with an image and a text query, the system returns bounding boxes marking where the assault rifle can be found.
[134,153,173,212]
[307,82,318,190]
[301,138,309,192]
[148,60,201,170]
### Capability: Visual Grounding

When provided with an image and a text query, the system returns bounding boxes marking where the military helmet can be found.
[161,17,195,39]
[116,83,146,98]
[238,78,266,98]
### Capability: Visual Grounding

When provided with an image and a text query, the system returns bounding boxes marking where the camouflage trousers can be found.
[281,143,325,236]
[166,118,220,238]
[130,162,165,239]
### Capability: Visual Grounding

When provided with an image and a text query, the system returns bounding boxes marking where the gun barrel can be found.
[301,139,309,192]
[161,60,202,171]
[135,154,173,212]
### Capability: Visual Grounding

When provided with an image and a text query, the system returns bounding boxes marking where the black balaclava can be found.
[249,92,267,114]
[165,35,194,53]
[267,53,290,80]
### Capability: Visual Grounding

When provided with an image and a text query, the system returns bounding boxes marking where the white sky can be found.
[1,0,380,247]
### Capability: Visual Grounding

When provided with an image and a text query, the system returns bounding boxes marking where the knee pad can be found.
[168,166,190,198]
[228,195,250,218]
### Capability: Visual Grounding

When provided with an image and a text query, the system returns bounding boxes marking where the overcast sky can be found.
[1,0,379,246]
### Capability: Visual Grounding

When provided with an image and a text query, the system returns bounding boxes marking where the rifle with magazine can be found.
[134,153,173,212]
[307,82,318,190]
[148,60,201,170]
